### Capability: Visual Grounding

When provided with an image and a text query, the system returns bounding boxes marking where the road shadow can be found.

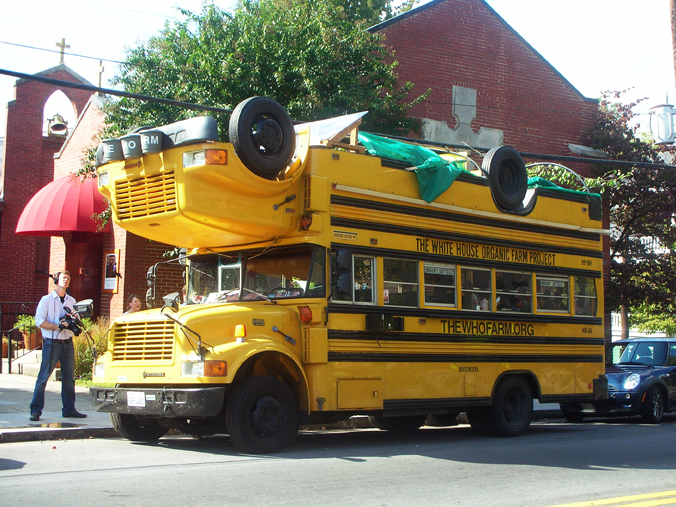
[148,414,676,472]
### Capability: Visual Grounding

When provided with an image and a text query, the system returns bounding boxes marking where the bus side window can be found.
[461,267,491,311]
[536,275,569,313]
[574,276,597,316]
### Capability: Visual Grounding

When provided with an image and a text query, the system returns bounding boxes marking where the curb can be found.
[0,427,119,443]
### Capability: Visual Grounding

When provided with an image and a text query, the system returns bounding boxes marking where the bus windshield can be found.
[186,246,325,304]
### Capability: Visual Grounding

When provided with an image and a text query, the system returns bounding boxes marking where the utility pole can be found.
[672,0,676,89]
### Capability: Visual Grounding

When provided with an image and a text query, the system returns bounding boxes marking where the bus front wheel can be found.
[486,376,532,437]
[226,376,298,454]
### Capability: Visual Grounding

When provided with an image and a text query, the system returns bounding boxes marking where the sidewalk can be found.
[0,371,117,443]
[1,363,562,443]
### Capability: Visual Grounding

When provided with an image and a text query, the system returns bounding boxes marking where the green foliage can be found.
[105,0,427,138]
[73,317,110,380]
[630,303,676,337]
[530,90,676,334]
[13,314,36,332]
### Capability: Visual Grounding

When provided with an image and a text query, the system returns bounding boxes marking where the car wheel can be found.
[640,385,664,424]
[110,413,168,442]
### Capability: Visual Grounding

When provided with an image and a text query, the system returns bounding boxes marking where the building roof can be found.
[367,0,596,104]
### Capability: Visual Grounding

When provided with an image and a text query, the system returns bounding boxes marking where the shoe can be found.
[63,411,87,418]
[30,412,40,421]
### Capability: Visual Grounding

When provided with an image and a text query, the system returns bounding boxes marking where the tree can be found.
[528,91,676,338]
[586,91,676,338]
[104,0,427,138]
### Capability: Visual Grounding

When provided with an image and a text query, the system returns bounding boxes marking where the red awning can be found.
[16,176,111,235]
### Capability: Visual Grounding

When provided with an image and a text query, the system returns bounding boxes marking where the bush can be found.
[73,317,110,380]
[14,314,36,332]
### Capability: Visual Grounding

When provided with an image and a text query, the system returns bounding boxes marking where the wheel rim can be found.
[503,387,527,425]
[651,390,664,420]
[499,161,519,196]
[250,394,285,436]
[252,115,284,155]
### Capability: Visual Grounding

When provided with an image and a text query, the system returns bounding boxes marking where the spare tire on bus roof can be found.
[482,146,528,211]
[228,96,295,180]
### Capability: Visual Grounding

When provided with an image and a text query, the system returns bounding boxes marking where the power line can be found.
[0,41,125,65]
[2,67,673,171]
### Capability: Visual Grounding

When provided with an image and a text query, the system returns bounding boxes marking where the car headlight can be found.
[623,373,640,390]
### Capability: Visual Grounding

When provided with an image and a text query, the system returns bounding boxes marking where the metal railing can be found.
[1,301,40,374]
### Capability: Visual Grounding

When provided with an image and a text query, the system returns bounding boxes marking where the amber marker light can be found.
[205,149,227,165]
[205,361,227,377]
[234,324,247,338]
[299,306,312,324]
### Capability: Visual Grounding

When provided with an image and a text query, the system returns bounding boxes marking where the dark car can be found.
[560,338,676,423]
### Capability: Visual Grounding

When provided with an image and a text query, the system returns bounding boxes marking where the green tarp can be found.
[357,132,599,203]
[358,132,466,203]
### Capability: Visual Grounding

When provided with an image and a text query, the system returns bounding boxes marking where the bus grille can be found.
[116,171,177,220]
[112,321,175,361]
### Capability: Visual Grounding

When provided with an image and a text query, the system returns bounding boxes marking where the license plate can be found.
[127,391,146,408]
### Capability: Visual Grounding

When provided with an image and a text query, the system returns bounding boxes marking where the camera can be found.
[61,308,84,336]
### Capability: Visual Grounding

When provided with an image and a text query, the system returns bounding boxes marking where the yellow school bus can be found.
[90,97,607,453]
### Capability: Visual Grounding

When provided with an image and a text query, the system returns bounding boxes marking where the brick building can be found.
[1,1,605,329]
[370,0,599,166]
[0,64,181,322]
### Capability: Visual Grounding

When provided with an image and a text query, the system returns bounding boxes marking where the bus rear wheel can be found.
[226,376,298,454]
[110,413,168,442]
[485,376,532,437]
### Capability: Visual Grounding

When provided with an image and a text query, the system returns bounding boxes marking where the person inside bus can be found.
[124,294,142,314]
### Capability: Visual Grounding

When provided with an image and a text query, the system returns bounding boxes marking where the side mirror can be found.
[147,265,156,286]
[162,292,180,312]
[146,288,155,309]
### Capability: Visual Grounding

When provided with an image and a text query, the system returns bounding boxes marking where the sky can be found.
[0,0,674,138]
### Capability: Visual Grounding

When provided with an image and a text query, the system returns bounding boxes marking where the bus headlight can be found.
[183,150,227,168]
[98,171,109,187]
[94,362,105,378]
[181,360,227,377]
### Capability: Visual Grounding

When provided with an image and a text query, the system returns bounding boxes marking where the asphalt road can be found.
[1,416,675,507]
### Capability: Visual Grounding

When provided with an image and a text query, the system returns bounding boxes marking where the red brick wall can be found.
[0,67,93,302]
[100,225,183,318]
[375,0,598,175]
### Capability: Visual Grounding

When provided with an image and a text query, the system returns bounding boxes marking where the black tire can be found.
[425,413,460,427]
[110,413,168,442]
[485,376,532,437]
[482,146,528,211]
[640,385,664,424]
[229,96,295,180]
[226,376,298,454]
[368,414,426,432]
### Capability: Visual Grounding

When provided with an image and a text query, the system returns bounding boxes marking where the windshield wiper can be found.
[241,288,277,304]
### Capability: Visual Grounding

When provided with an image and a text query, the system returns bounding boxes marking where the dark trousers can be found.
[29,338,76,416]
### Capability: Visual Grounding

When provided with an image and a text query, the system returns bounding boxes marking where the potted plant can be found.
[2,335,8,358]
[14,314,41,350]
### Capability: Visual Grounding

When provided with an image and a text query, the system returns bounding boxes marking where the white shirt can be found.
[36,290,77,340]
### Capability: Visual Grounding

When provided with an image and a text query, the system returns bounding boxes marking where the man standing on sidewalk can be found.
[29,271,87,421]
